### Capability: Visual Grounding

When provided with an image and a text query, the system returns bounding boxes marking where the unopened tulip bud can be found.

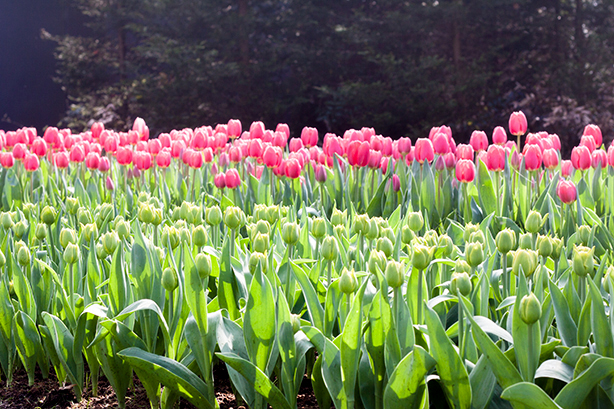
[162,267,179,292]
[96,243,107,259]
[368,250,387,275]
[353,214,369,235]
[376,237,394,258]
[577,225,591,246]
[33,223,47,241]
[365,218,380,241]
[520,293,542,325]
[518,233,533,250]
[496,228,516,254]
[463,223,479,242]
[385,261,404,288]
[339,269,358,294]
[253,232,270,254]
[13,221,26,239]
[537,235,553,258]
[105,176,115,191]
[311,217,326,239]
[401,225,414,245]
[249,252,268,273]
[116,220,131,241]
[412,244,433,271]
[525,211,544,234]
[451,272,472,297]
[333,224,346,239]
[41,206,57,226]
[407,211,424,232]
[192,225,208,248]
[0,251,6,268]
[466,242,484,268]
[83,223,98,243]
[0,212,13,230]
[573,245,595,277]
[455,259,471,274]
[60,228,77,249]
[138,204,154,224]
[469,230,485,245]
[102,231,119,255]
[266,205,280,225]
[330,208,346,226]
[282,222,300,245]
[195,253,212,279]
[78,207,92,225]
[321,236,338,261]
[512,249,538,277]
[224,206,245,230]
[63,243,80,264]
[551,237,563,261]
[439,234,454,258]
[17,245,30,266]
[206,205,222,226]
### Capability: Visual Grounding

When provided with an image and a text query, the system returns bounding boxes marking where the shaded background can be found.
[3,0,614,154]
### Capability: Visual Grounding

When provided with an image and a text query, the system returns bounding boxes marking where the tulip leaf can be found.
[118,347,214,409]
[549,280,578,347]
[340,280,367,406]
[469,354,496,409]
[477,159,496,216]
[535,359,574,384]
[554,357,614,408]
[293,261,325,330]
[588,277,613,358]
[13,311,47,385]
[383,345,435,409]
[501,382,562,409]
[216,352,292,409]
[425,304,471,409]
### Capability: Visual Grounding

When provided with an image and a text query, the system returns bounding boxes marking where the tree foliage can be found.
[45,0,614,152]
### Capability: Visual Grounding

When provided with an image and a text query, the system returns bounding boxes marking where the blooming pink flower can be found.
[0,152,13,168]
[85,152,101,170]
[347,140,370,167]
[263,145,283,168]
[432,132,451,154]
[116,146,133,165]
[397,137,412,155]
[132,117,149,141]
[583,124,602,148]
[523,144,542,171]
[284,158,302,179]
[557,180,577,204]
[225,168,241,188]
[91,122,104,140]
[509,111,528,136]
[492,126,507,145]
[579,134,597,153]
[456,144,474,161]
[561,160,573,178]
[485,144,505,171]
[289,138,304,153]
[542,148,559,170]
[414,138,434,164]
[456,159,475,183]
[571,145,591,170]
[54,152,69,169]
[608,144,614,167]
[469,131,489,152]
[227,119,242,138]
[592,149,607,169]
[31,138,47,157]
[300,127,318,148]
[156,149,171,168]
[275,123,290,139]
[250,121,265,140]
[23,153,39,172]
[392,174,400,192]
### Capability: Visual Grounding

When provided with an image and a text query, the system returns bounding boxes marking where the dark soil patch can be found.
[0,364,319,408]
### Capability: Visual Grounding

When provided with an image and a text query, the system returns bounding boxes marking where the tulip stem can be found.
[502,252,509,300]
[417,268,424,325]
[526,322,535,382]
[69,262,75,313]
[393,286,400,329]
[327,260,332,287]
[578,275,586,304]
[458,291,465,365]
[285,244,294,305]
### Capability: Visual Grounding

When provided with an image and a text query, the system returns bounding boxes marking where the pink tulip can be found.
[592,149,607,169]
[397,137,412,155]
[85,152,101,170]
[191,130,207,150]
[456,159,475,183]
[579,134,596,153]
[225,169,241,188]
[315,164,327,182]
[289,138,304,153]
[608,144,614,167]
[284,158,302,179]
[443,152,456,169]
[509,111,528,136]
[249,139,264,158]
[432,132,451,154]
[132,117,149,141]
[492,126,507,145]
[571,145,591,170]
[485,144,505,171]
[229,145,243,163]
[561,160,573,178]
[91,122,104,140]
[54,152,69,169]
[469,131,489,152]
[347,140,370,167]
[135,151,153,171]
[301,127,318,148]
[542,148,559,170]
[12,143,27,161]
[43,127,59,147]
[0,152,13,169]
[250,121,265,140]
[548,134,561,151]
[31,138,47,157]
[368,150,383,169]
[156,149,171,168]
[263,145,283,168]
[106,176,115,191]
[557,180,577,204]
[117,146,133,165]
[392,174,400,192]
[189,150,203,169]
[414,138,434,164]
[523,144,542,171]
[23,154,39,172]
[275,123,290,139]
[583,124,602,147]
[159,133,171,148]
[456,144,474,161]
[227,119,242,138]
[203,147,214,163]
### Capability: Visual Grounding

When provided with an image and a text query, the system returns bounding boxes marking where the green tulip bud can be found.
[22,203,35,220]
[469,230,485,245]
[282,222,300,245]
[152,208,163,226]
[253,232,270,254]
[77,207,92,225]
[266,205,281,225]
[423,230,439,248]
[365,218,380,241]
[189,206,202,225]
[171,207,182,221]
[525,211,544,234]
[495,228,516,254]
[83,223,98,243]
[41,206,57,226]
[97,203,114,226]
[63,243,80,264]
[311,217,327,240]
[537,235,553,258]
[12,221,27,239]
[192,225,208,248]
[551,237,563,261]
[162,267,178,292]
[59,228,77,249]
[339,269,358,294]
[224,206,245,230]
[116,220,131,241]
[407,211,424,232]
[195,253,212,279]
[401,225,414,245]
[573,245,595,277]
[66,197,79,215]
[512,249,538,277]
[34,223,47,240]
[179,201,190,221]
[330,208,347,226]
[603,266,614,292]
[376,237,394,258]
[385,261,404,288]
[577,225,591,246]
[138,203,155,224]
[17,245,30,266]
[0,213,13,230]
[438,234,454,258]
[412,244,433,271]
[321,236,338,261]
[517,233,532,250]
[466,242,484,268]
[249,252,268,273]
[95,243,108,259]
[380,227,395,245]
[205,205,222,225]
[519,293,542,325]
[368,250,387,275]
[179,227,190,244]
[450,272,472,297]
[353,214,369,235]
[463,223,479,242]
[252,205,267,222]
[102,231,119,255]
[333,224,346,239]
[254,219,271,237]
[455,259,471,274]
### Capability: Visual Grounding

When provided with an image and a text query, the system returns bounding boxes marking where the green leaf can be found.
[477,159,497,216]
[548,280,578,347]
[469,354,496,409]
[118,347,214,409]
[424,304,471,409]
[108,243,129,316]
[501,382,562,409]
[535,360,574,384]
[13,311,47,385]
[293,261,325,330]
[588,278,613,358]
[383,345,435,409]
[216,352,292,409]
[340,280,367,406]
[554,357,614,408]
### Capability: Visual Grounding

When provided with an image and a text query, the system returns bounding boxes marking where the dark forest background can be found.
[9,0,614,153]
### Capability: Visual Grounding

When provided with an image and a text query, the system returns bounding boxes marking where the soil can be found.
[0,364,319,409]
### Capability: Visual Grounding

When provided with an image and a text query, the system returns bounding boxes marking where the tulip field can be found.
[1,113,614,409]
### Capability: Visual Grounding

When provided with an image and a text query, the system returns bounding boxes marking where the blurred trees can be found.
[45,0,614,152]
